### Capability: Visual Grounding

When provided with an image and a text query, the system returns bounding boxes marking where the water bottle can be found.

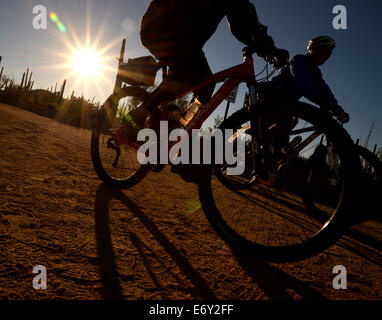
[179,100,202,127]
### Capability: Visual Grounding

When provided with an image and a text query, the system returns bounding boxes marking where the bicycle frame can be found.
[157,57,255,136]
[112,50,259,164]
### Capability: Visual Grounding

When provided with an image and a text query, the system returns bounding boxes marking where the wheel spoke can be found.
[91,87,150,188]
[199,103,353,261]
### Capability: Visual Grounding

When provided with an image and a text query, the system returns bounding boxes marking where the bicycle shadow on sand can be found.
[239,185,382,267]
[94,183,216,300]
[231,250,326,300]
[94,183,331,300]
[234,184,382,269]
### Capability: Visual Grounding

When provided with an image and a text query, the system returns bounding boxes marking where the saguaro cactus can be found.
[25,68,29,89]
[0,67,5,89]
[114,38,126,94]
[20,72,26,89]
[28,72,33,90]
[59,79,66,103]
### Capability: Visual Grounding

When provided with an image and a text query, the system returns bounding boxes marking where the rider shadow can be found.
[231,250,326,300]
[348,183,382,224]
[94,183,216,300]
[94,184,124,299]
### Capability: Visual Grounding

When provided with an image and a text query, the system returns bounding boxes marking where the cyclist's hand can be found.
[337,111,350,124]
[323,104,349,124]
[271,48,290,69]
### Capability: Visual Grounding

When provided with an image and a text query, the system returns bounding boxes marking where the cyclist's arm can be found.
[225,0,275,50]
[290,55,323,104]
[290,55,344,114]
[313,71,344,114]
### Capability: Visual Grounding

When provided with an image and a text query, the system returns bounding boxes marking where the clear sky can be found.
[0,0,381,149]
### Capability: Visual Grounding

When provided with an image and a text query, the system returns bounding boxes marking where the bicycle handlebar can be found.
[242,46,257,59]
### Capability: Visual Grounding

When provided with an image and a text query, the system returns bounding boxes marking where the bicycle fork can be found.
[247,84,271,180]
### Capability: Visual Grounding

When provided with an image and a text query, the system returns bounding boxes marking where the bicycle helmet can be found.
[307,36,336,51]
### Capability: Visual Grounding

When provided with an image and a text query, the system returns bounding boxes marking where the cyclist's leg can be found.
[126,49,214,128]
[174,50,214,105]
[259,85,298,160]
[268,113,298,156]
[153,50,213,182]
[116,71,177,137]
[146,49,214,107]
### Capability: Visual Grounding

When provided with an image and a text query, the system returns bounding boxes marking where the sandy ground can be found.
[0,102,381,300]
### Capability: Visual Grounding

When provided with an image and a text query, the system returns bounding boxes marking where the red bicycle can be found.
[91,40,362,262]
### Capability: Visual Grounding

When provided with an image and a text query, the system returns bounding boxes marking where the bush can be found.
[0,86,100,129]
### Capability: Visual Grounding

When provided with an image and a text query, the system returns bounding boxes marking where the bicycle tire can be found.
[214,92,257,190]
[214,150,257,190]
[91,86,150,189]
[198,103,361,262]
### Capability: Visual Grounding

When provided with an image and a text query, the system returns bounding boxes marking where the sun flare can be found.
[71,48,103,78]
[44,3,131,101]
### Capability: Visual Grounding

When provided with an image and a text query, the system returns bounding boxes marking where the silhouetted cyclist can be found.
[260,35,350,163]
[117,0,289,140]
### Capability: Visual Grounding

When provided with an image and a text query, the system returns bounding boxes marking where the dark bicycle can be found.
[91,39,362,262]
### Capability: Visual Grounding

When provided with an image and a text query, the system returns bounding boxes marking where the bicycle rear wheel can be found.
[91,86,150,189]
[199,103,361,262]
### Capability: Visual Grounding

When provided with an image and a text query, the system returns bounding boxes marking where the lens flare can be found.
[57,22,67,33]
[49,11,66,33]
[49,12,58,23]
[186,198,201,213]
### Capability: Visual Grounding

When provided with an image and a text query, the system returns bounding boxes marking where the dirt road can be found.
[0,102,381,300]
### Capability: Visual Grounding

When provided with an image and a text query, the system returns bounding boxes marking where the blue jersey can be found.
[271,53,343,114]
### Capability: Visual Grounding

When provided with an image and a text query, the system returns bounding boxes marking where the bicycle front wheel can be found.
[199,103,361,262]
[91,86,150,189]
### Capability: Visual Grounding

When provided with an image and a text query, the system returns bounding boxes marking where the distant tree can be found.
[213,115,223,129]
[377,147,382,162]
[175,94,191,113]
[358,121,381,161]
[0,74,12,89]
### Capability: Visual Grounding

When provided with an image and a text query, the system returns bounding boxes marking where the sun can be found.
[43,4,130,101]
[71,47,103,78]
